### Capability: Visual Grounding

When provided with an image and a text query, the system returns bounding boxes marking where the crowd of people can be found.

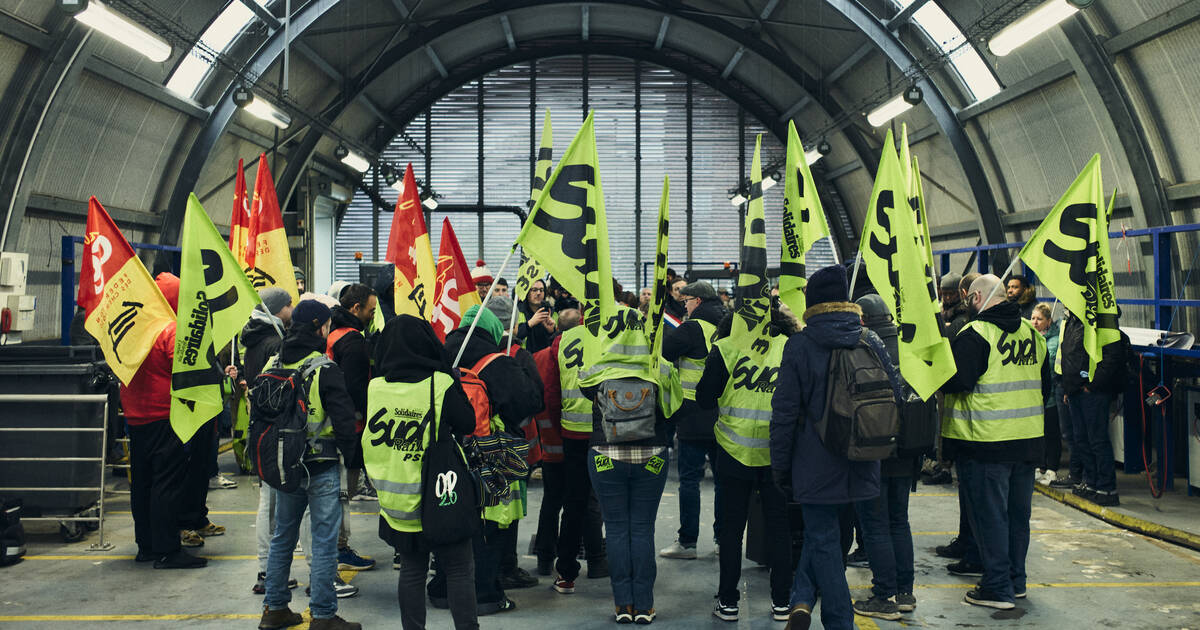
[110,256,1131,630]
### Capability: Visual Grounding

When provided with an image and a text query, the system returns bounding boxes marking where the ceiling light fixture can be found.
[867,86,923,127]
[68,0,172,62]
[804,148,823,165]
[335,144,370,173]
[989,0,1092,57]
[232,85,290,129]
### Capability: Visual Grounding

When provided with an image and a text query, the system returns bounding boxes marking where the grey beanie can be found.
[855,293,892,325]
[258,287,292,316]
[484,295,516,328]
[940,272,962,292]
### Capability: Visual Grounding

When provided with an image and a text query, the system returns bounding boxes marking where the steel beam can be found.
[0,10,53,49]
[720,46,744,79]
[822,0,932,90]
[424,45,448,78]
[957,61,1072,121]
[500,15,516,51]
[581,5,589,41]
[1061,17,1170,228]
[654,16,669,50]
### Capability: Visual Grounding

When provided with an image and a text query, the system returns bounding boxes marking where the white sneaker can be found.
[658,541,697,559]
[1041,470,1057,485]
[208,473,238,490]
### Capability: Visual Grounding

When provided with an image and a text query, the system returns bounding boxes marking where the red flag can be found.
[247,154,300,303]
[431,219,482,340]
[229,158,252,267]
[385,164,436,319]
[77,197,175,384]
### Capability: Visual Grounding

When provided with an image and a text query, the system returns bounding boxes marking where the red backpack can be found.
[459,353,504,437]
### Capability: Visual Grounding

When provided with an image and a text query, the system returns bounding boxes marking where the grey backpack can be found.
[595,377,658,443]
[814,331,900,461]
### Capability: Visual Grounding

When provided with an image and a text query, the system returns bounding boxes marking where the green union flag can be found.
[729,134,771,349]
[1018,154,1118,377]
[858,130,954,400]
[170,194,261,442]
[780,121,830,317]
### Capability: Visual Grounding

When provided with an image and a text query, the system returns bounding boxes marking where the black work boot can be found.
[258,606,303,629]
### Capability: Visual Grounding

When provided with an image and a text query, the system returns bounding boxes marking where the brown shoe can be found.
[197,522,225,537]
[784,604,812,630]
[180,530,204,547]
[258,606,302,629]
[309,615,361,630]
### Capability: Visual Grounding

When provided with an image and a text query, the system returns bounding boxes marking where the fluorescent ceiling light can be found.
[340,149,371,173]
[422,197,438,210]
[867,93,915,127]
[74,1,171,62]
[760,177,777,192]
[729,193,747,207]
[241,95,291,129]
[165,0,270,97]
[989,0,1079,57]
[390,180,405,193]
[805,149,822,165]
[890,0,1001,102]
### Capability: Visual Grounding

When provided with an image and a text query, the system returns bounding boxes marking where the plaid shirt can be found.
[593,444,666,465]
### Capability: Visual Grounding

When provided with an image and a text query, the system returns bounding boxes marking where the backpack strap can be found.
[325,327,357,360]
[471,352,505,375]
[299,355,334,381]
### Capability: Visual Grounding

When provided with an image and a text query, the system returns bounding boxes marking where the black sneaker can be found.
[895,592,916,612]
[1049,474,1079,489]
[964,587,1015,609]
[393,552,402,570]
[615,605,634,624]
[923,469,953,485]
[935,537,966,559]
[633,609,656,625]
[852,596,901,621]
[153,550,207,569]
[947,560,984,577]
[712,599,738,622]
[536,556,553,576]
[846,547,870,568]
[498,567,539,589]
[784,604,811,630]
[1092,490,1120,506]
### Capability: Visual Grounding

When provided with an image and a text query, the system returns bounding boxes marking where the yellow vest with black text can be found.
[942,320,1046,443]
[362,373,454,532]
[273,351,336,462]
[558,325,594,435]
[579,305,657,387]
[714,332,786,467]
[677,320,718,401]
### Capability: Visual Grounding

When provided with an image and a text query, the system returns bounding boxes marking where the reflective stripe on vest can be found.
[275,351,335,461]
[484,479,523,527]
[362,373,454,533]
[942,319,1046,443]
[676,320,717,401]
[559,327,594,434]
[713,334,785,468]
[580,306,657,387]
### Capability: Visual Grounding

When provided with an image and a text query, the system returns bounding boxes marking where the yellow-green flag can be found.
[531,109,553,201]
[513,255,545,302]
[730,135,772,349]
[898,124,940,307]
[859,130,955,400]
[1018,154,1118,377]
[171,194,262,443]
[515,110,615,341]
[648,176,671,359]
[780,121,830,318]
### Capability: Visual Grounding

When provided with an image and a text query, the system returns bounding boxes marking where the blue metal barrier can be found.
[61,235,181,346]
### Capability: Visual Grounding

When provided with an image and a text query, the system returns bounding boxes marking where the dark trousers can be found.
[178,419,214,530]
[958,458,1034,600]
[128,420,187,555]
[588,448,669,611]
[1069,390,1116,492]
[497,520,519,574]
[474,522,505,605]
[955,474,980,565]
[675,439,720,546]
[1057,383,1083,480]
[1042,405,1062,472]
[790,503,853,630]
[556,438,606,580]
[398,538,478,630]
[535,461,566,561]
[854,476,914,598]
[715,454,791,606]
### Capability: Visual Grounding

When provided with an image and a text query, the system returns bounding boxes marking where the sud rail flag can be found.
[431,219,481,340]
[899,124,938,296]
[780,121,830,317]
[386,163,437,320]
[730,135,771,348]
[648,176,671,359]
[858,130,954,401]
[247,154,300,304]
[1018,153,1118,377]
[77,197,175,385]
[171,194,261,443]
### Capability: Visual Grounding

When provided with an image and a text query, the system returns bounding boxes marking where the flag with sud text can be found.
[513,109,554,303]
[858,130,954,400]
[247,154,300,304]
[77,196,175,385]
[1018,154,1118,377]
[729,134,772,349]
[648,176,671,360]
[229,158,253,268]
[779,120,830,318]
[386,163,437,320]
[170,194,261,443]
[898,124,938,298]
[430,218,482,341]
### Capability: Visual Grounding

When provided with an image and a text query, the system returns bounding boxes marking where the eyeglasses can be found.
[530,288,544,293]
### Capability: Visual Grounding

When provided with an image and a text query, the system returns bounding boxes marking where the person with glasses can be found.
[517,279,556,354]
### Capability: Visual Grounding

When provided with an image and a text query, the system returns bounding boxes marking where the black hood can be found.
[279,323,327,364]
[375,315,449,382]
[976,300,1023,334]
[330,305,365,332]
[689,299,726,326]
[242,309,283,347]
[444,326,503,370]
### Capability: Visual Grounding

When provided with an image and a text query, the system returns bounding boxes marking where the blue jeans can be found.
[588,448,669,611]
[957,459,1034,600]
[790,503,853,630]
[1068,390,1116,492]
[265,465,342,619]
[676,440,720,546]
[854,476,914,599]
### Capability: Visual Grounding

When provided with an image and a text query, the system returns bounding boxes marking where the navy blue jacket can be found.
[770,301,899,505]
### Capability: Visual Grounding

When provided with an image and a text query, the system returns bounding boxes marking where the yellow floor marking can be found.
[0,614,261,622]
[108,510,380,516]
[855,617,882,630]
[846,581,1200,590]
[26,554,303,561]
[910,492,956,497]
[217,440,234,454]
[911,528,1113,536]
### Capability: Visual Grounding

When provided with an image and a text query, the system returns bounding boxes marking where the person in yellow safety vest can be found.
[439,304,543,615]
[364,314,480,630]
[659,280,725,560]
[696,300,798,622]
[550,306,610,595]
[939,274,1049,612]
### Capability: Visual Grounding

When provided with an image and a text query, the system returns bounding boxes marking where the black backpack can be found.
[249,356,331,492]
[0,499,25,567]
[814,331,900,461]
[896,388,939,459]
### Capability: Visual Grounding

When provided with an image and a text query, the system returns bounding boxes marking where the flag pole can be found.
[452,245,518,368]
[826,235,840,266]
[848,252,862,300]
[982,253,1021,307]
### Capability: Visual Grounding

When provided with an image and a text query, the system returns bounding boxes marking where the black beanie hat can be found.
[806,265,849,307]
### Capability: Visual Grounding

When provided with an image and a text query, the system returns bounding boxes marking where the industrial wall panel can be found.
[1101,0,1191,33]
[1119,22,1200,183]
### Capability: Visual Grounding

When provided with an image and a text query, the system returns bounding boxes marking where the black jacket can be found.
[516,300,554,354]
[444,327,544,434]
[1060,312,1127,395]
[942,299,970,339]
[940,301,1049,464]
[662,299,725,441]
[241,309,285,383]
[328,305,371,422]
[278,323,360,474]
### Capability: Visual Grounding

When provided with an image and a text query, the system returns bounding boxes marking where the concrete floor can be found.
[5,449,1200,629]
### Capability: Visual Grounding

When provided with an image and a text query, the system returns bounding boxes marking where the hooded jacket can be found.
[241,308,285,383]
[770,301,898,504]
[328,305,371,422]
[275,322,360,475]
[443,306,544,434]
[1013,286,1037,320]
[120,273,180,425]
[517,298,554,354]
[1059,312,1127,395]
[662,298,726,441]
[942,298,970,339]
[940,300,1049,463]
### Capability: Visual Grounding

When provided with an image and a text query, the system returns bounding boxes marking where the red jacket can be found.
[121,321,175,425]
[532,336,564,462]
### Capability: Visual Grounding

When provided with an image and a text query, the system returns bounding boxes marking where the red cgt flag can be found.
[247,154,299,303]
[229,158,253,268]
[385,164,436,320]
[430,218,482,340]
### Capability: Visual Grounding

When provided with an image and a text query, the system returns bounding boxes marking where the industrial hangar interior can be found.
[1,0,1199,628]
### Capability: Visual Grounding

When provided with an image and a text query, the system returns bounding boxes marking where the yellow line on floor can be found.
[846,581,1200,590]
[910,492,956,497]
[911,528,1114,536]
[854,617,881,630]
[217,440,234,454]
[1034,484,1200,552]
[26,554,303,561]
[0,614,261,622]
[108,510,380,516]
